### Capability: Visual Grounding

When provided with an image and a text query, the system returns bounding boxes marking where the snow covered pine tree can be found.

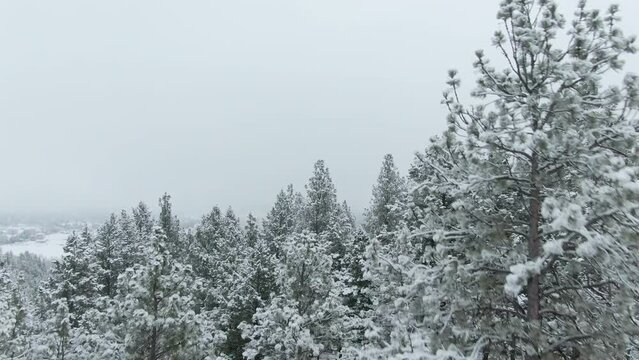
[404,1,639,359]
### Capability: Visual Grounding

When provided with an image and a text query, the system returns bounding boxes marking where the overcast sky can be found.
[1,0,638,219]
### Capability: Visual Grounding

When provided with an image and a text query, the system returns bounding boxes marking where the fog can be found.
[1,0,637,218]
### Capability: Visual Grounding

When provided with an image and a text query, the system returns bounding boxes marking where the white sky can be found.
[1,0,638,218]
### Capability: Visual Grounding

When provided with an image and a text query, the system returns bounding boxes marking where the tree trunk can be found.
[150,268,160,360]
[526,151,542,360]
[150,327,158,360]
[482,340,491,360]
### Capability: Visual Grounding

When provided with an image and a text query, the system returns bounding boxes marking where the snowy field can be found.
[0,232,68,258]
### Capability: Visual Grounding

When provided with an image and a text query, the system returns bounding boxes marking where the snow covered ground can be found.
[0,232,68,258]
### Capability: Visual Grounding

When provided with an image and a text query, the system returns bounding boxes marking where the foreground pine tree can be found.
[398,1,639,359]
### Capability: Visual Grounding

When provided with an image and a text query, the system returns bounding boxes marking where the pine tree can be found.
[94,214,120,298]
[245,213,260,248]
[305,160,338,235]
[304,160,355,266]
[49,229,100,328]
[111,227,223,359]
[354,230,429,359]
[32,229,106,359]
[247,235,278,304]
[324,201,356,269]
[245,213,279,301]
[219,216,266,359]
[158,193,182,258]
[1,252,51,297]
[342,228,372,318]
[189,206,255,359]
[116,209,143,271]
[132,202,154,239]
[223,207,243,250]
[0,262,32,359]
[396,1,639,359]
[242,232,349,360]
[31,298,73,360]
[341,201,356,231]
[292,191,307,232]
[264,186,296,241]
[364,154,407,237]
[263,185,306,257]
